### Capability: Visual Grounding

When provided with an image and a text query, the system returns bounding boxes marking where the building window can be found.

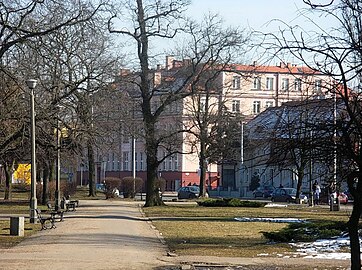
[123,152,129,171]
[253,77,261,89]
[265,101,274,108]
[281,78,289,91]
[232,100,240,113]
[163,151,167,170]
[253,101,261,114]
[140,153,143,171]
[266,77,274,90]
[232,76,241,89]
[168,156,173,171]
[294,78,302,91]
[174,154,178,171]
[315,79,322,92]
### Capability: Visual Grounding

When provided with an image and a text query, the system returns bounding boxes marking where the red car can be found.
[320,192,348,205]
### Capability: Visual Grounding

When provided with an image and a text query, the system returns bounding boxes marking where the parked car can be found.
[320,191,348,205]
[271,188,308,203]
[177,186,200,199]
[96,183,105,192]
[253,185,275,198]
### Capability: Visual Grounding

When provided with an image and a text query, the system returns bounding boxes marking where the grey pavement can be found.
[0,200,175,270]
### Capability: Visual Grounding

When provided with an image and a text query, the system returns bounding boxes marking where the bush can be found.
[36,181,56,202]
[263,220,351,242]
[121,177,143,198]
[197,198,267,207]
[104,177,121,199]
[61,181,77,198]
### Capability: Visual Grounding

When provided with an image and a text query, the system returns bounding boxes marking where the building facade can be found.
[77,57,331,192]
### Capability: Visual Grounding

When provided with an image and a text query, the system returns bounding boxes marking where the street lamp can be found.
[26,79,38,223]
[55,108,61,211]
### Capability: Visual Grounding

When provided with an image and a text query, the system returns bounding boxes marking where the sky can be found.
[186,0,332,32]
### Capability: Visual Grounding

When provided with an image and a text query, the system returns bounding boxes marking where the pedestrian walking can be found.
[314,181,321,205]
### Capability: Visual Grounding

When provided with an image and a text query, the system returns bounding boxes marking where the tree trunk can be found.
[199,139,207,197]
[144,134,163,207]
[347,172,362,270]
[348,198,361,270]
[3,162,12,200]
[87,140,96,197]
[295,169,304,201]
[42,163,50,204]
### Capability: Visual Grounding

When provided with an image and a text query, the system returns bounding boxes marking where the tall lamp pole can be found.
[26,79,38,223]
[55,111,61,210]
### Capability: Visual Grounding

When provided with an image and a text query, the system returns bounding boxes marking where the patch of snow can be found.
[290,236,358,260]
[234,217,306,223]
[264,203,288,208]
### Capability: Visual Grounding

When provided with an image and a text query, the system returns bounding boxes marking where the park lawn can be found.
[0,220,40,248]
[143,204,351,257]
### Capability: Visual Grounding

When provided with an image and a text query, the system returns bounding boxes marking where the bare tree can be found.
[180,14,248,197]
[0,0,119,200]
[262,1,362,268]
[109,0,249,206]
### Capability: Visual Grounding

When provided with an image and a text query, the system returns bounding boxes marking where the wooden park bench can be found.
[46,203,64,221]
[35,209,56,230]
[62,196,78,212]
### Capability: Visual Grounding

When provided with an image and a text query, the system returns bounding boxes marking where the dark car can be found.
[253,185,275,198]
[271,188,308,203]
[177,186,200,199]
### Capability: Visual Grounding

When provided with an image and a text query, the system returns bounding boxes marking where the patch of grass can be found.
[143,204,352,257]
[0,220,40,248]
[153,219,290,257]
[197,198,267,207]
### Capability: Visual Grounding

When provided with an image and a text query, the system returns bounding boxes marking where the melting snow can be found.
[234,217,306,223]
[235,216,360,260]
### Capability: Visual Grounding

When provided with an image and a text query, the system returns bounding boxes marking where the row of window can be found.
[232,76,323,92]
[103,152,179,172]
[231,100,274,114]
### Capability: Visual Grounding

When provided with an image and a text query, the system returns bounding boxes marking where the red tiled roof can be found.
[226,64,321,75]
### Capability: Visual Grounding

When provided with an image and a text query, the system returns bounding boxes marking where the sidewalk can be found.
[0,200,174,270]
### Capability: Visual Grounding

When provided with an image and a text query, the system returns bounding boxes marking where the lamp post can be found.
[55,111,61,211]
[26,79,38,223]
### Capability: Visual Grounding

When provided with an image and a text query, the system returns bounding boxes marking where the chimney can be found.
[279,62,286,68]
[153,71,161,86]
[252,60,257,66]
[287,62,292,68]
[166,56,174,70]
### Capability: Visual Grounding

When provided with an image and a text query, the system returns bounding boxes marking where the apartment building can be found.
[78,56,331,192]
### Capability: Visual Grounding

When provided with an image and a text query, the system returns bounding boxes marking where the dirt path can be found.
[0,200,173,270]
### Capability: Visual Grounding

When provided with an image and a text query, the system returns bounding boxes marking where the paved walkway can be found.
[0,200,174,270]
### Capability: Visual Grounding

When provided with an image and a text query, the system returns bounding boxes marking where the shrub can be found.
[104,177,121,199]
[197,198,266,207]
[263,220,351,242]
[121,177,143,198]
[61,181,77,198]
